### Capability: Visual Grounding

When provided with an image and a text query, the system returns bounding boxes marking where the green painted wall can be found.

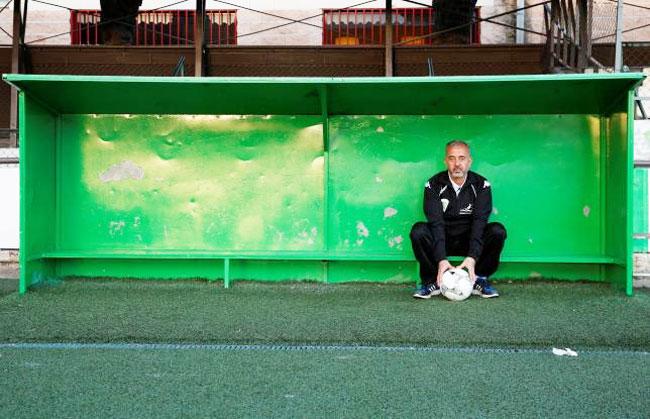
[52,114,606,262]
[633,168,648,253]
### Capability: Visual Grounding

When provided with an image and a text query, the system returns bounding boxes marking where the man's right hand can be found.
[436,259,454,286]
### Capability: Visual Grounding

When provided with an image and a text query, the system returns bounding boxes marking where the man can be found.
[410,140,506,299]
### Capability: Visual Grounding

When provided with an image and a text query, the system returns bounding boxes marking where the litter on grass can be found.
[552,347,578,357]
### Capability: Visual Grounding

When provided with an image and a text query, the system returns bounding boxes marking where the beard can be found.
[450,169,465,178]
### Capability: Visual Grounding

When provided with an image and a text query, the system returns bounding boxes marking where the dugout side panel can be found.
[19,95,57,293]
[604,96,634,294]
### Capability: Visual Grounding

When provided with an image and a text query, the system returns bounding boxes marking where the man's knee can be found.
[410,222,430,242]
[487,222,507,242]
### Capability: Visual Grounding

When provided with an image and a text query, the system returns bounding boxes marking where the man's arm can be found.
[467,180,492,260]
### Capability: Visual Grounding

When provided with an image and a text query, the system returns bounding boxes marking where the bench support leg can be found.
[224,258,230,289]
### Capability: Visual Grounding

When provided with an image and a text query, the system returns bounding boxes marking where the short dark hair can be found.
[446,140,470,151]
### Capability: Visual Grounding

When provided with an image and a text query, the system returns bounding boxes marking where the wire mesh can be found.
[591,0,650,69]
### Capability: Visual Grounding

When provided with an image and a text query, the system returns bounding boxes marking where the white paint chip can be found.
[109,221,126,236]
[388,235,404,248]
[383,207,398,218]
[100,160,144,182]
[356,221,369,238]
[583,206,591,217]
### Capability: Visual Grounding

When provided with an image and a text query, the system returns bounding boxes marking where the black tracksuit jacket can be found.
[423,170,493,263]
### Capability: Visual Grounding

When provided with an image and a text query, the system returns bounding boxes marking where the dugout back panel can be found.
[4,74,644,294]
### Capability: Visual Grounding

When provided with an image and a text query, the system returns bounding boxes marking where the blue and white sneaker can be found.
[413,284,441,299]
[473,276,499,298]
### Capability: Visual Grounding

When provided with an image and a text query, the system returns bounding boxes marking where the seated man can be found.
[410,140,506,299]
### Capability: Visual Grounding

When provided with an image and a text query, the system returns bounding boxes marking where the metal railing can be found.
[322,7,481,46]
[70,9,237,46]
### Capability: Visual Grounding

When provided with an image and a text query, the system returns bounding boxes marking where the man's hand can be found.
[436,259,454,286]
[457,257,476,283]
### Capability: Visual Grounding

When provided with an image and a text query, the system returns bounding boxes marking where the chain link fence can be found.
[591,0,650,70]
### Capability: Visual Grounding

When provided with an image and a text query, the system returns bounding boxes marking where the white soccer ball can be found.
[440,268,473,301]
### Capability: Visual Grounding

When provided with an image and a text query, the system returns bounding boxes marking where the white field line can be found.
[0,342,648,356]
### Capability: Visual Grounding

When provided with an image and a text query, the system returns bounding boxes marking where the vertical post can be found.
[577,0,592,71]
[194,0,205,77]
[9,0,22,147]
[224,258,230,288]
[385,0,393,77]
[516,0,525,44]
[614,0,624,72]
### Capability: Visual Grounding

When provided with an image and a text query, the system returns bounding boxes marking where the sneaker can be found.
[413,284,441,299]
[473,276,499,298]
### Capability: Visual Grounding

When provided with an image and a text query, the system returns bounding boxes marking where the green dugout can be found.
[4,73,645,295]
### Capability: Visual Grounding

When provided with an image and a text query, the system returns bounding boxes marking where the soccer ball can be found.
[440,268,473,301]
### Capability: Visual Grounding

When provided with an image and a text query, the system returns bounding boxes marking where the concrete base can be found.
[0,250,18,280]
[0,263,18,280]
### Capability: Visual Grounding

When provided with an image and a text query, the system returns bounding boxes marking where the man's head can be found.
[445,140,472,182]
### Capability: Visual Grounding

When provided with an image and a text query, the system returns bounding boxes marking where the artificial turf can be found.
[0,276,16,297]
[1,345,648,419]
[1,278,648,418]
[0,278,648,350]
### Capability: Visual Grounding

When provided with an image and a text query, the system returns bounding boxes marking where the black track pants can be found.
[410,221,507,286]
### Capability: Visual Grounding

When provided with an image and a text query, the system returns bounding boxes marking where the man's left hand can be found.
[458,257,476,283]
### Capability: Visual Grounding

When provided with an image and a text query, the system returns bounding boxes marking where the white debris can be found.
[552,347,578,357]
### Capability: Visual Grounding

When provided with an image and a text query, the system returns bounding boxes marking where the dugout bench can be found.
[4,73,645,295]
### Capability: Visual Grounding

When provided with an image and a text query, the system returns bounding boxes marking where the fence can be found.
[322,7,481,46]
[70,10,237,46]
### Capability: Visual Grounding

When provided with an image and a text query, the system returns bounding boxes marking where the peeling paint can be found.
[375,176,383,183]
[492,207,499,215]
[388,235,404,249]
[356,221,369,238]
[529,271,542,278]
[109,221,125,236]
[100,160,144,183]
[376,126,384,133]
[583,206,591,217]
[383,207,398,218]
[311,156,324,170]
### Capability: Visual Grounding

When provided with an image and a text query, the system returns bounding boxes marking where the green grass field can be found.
[1,278,649,418]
